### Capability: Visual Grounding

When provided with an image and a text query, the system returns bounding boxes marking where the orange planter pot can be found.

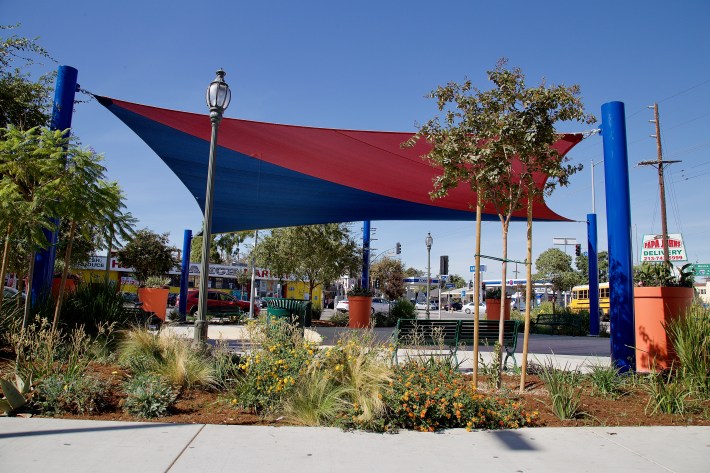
[347,296,372,328]
[633,286,693,373]
[137,287,169,321]
[485,299,511,321]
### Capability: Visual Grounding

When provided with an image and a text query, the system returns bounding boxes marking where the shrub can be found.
[212,342,242,389]
[587,363,626,398]
[58,280,131,334]
[387,299,416,325]
[123,373,177,418]
[539,362,583,420]
[283,369,350,426]
[665,304,710,398]
[354,359,537,432]
[310,306,322,321]
[11,316,113,382]
[231,320,316,413]
[35,373,109,415]
[118,328,216,388]
[643,371,691,415]
[318,331,392,423]
[330,311,349,327]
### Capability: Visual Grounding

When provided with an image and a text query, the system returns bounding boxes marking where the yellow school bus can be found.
[569,282,610,318]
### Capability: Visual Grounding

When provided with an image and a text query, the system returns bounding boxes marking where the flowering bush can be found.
[232,320,317,413]
[340,359,538,432]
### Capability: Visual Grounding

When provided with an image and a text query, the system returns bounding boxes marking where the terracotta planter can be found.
[137,287,169,321]
[485,298,511,321]
[633,286,693,373]
[51,277,77,299]
[347,296,372,328]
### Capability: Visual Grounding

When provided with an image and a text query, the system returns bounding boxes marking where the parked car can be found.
[462,302,486,315]
[414,300,437,311]
[176,289,260,316]
[167,293,178,307]
[335,299,349,312]
[336,297,391,314]
[445,301,463,311]
[3,286,24,301]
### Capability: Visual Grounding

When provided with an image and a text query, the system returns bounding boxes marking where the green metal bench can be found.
[392,319,520,368]
[263,297,312,328]
[533,313,583,336]
[392,319,461,364]
[459,320,520,368]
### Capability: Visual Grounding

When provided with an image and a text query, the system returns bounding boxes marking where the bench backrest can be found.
[395,319,460,346]
[536,313,574,323]
[459,320,519,347]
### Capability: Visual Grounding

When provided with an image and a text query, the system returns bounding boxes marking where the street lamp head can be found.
[205,69,231,114]
[425,233,433,249]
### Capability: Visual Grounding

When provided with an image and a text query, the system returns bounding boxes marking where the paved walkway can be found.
[1,417,708,472]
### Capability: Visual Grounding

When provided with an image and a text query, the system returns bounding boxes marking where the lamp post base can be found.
[194,319,208,344]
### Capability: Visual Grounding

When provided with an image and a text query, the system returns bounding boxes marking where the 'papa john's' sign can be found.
[641,234,687,262]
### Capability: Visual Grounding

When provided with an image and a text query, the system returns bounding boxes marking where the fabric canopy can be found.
[97,96,582,233]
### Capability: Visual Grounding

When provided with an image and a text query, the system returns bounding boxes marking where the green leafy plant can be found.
[634,262,694,288]
[664,305,710,398]
[387,299,416,325]
[35,373,108,415]
[123,373,177,418]
[539,362,583,420]
[643,371,691,415]
[347,285,374,297]
[485,287,503,299]
[58,280,130,334]
[211,342,243,389]
[144,276,170,288]
[587,363,626,399]
[0,374,32,415]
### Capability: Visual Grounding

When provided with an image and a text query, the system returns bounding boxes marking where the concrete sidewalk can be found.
[1,417,708,472]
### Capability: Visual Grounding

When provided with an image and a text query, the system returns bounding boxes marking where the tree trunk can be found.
[52,219,76,331]
[520,196,534,392]
[0,223,13,312]
[472,194,483,389]
[21,252,36,330]
[497,218,510,389]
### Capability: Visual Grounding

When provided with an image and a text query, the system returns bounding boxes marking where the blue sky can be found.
[5,0,710,281]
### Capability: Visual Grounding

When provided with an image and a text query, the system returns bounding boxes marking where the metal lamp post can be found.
[195,69,231,344]
[425,233,433,320]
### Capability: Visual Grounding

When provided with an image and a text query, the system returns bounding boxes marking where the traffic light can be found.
[575,244,581,256]
[440,255,449,275]
[481,282,486,300]
[395,242,401,254]
[375,278,380,289]
[468,280,473,289]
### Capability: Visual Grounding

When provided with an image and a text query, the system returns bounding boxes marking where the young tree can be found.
[0,25,55,130]
[0,126,67,325]
[116,229,179,286]
[253,223,360,303]
[370,257,406,300]
[534,247,583,307]
[575,250,609,284]
[408,59,593,388]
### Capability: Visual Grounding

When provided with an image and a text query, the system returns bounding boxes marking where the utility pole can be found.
[638,103,680,266]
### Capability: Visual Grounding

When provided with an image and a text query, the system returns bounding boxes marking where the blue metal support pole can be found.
[31,66,78,304]
[361,220,371,289]
[178,229,192,321]
[601,101,635,372]
[587,213,600,336]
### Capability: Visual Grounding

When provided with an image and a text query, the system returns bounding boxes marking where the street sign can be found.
[461,290,466,297]
[469,265,487,272]
[445,283,454,288]
[692,263,710,277]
